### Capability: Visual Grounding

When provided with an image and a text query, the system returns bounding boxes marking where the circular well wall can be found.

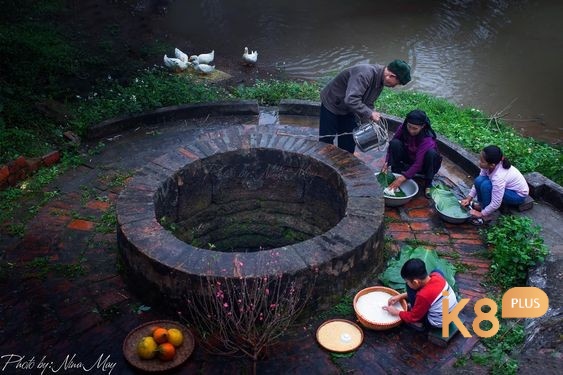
[117,125,386,310]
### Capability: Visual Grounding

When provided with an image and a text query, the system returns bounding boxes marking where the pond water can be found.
[158,0,563,144]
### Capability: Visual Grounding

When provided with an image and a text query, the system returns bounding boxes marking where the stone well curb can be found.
[86,100,260,140]
[279,99,563,211]
[116,125,387,310]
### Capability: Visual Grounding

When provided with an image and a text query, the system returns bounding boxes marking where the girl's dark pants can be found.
[388,138,442,188]
[319,104,357,153]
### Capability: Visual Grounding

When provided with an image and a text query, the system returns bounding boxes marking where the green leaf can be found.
[379,246,457,293]
[430,184,470,219]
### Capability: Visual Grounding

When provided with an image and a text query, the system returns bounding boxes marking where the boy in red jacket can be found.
[383,258,457,331]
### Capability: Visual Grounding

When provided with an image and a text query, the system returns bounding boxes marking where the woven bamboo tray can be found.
[353,286,408,330]
[122,320,194,372]
[316,319,364,352]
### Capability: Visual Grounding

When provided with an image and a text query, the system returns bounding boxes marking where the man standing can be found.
[319,59,411,153]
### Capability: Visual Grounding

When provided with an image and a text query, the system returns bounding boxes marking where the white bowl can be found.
[374,172,419,207]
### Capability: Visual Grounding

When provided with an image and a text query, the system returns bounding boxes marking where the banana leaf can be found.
[378,246,457,293]
[377,171,406,197]
[430,184,470,219]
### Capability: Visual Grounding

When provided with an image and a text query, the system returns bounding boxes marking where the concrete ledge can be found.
[278,99,321,116]
[525,172,563,211]
[86,100,260,140]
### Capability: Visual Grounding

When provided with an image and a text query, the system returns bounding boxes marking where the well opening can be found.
[157,149,346,252]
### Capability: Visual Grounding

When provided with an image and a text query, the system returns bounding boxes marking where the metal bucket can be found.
[353,122,387,152]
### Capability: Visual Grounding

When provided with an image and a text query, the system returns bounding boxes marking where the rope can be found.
[277,117,390,145]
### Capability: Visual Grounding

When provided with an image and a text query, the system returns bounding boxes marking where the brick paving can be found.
[0,118,491,374]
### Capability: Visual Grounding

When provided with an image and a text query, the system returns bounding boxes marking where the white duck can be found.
[192,60,215,74]
[189,50,214,65]
[174,47,189,63]
[163,54,189,71]
[242,47,258,65]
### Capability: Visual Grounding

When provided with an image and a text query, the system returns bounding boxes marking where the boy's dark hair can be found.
[400,258,428,280]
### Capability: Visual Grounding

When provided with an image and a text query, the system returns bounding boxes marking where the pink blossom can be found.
[223,303,229,308]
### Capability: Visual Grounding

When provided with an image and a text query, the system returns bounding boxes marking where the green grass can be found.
[231,79,320,105]
[69,68,231,134]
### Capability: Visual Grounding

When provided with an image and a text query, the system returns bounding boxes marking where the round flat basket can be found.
[353,286,408,330]
[316,319,364,353]
[123,320,195,372]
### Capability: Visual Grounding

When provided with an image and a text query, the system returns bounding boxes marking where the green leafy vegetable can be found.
[376,172,406,197]
[379,246,457,293]
[430,184,470,219]
[376,171,395,187]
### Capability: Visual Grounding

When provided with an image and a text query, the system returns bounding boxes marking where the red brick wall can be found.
[0,151,60,189]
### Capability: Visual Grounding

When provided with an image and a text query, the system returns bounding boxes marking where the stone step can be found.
[518,195,535,212]
[427,321,460,347]
[500,195,535,214]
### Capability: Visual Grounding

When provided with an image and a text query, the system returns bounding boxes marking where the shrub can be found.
[232,79,320,105]
[484,215,548,290]
[182,254,315,367]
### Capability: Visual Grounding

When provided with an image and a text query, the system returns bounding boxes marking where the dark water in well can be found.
[158,0,563,144]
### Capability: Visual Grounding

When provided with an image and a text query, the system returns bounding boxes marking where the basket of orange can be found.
[123,320,194,372]
[353,286,408,330]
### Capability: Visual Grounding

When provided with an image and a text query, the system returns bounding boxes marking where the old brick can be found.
[452,238,483,246]
[406,208,431,219]
[26,157,42,173]
[410,222,432,231]
[42,150,61,167]
[404,196,429,209]
[15,155,27,169]
[449,231,481,240]
[415,232,451,244]
[86,200,111,211]
[387,222,411,232]
[67,219,95,231]
[94,290,129,311]
[0,165,9,183]
[389,231,415,241]
[384,209,401,221]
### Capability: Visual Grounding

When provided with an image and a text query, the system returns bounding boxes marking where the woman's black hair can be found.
[482,145,511,169]
[400,258,428,280]
[401,109,437,140]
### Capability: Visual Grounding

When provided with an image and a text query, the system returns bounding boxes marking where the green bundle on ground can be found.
[379,246,457,293]
[376,171,406,197]
[430,184,470,219]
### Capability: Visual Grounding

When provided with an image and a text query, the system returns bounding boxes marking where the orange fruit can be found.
[148,325,161,333]
[152,327,168,344]
[167,328,184,347]
[157,342,176,361]
[136,336,157,359]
